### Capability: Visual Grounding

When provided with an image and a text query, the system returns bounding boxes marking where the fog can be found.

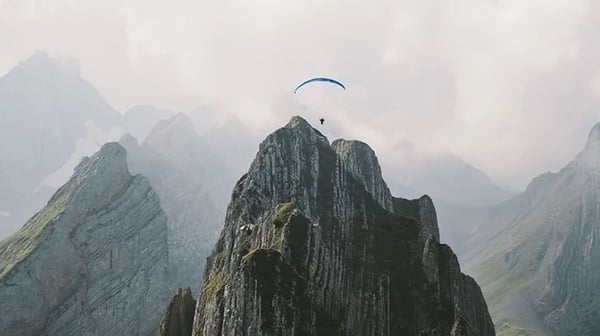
[1,0,599,189]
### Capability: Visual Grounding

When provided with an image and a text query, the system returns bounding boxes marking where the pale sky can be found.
[1,0,599,190]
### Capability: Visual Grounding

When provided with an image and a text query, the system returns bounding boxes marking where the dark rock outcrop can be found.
[192,116,495,336]
[0,143,170,336]
[159,287,197,336]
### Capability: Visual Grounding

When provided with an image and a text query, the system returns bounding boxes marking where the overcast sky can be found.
[1,0,599,190]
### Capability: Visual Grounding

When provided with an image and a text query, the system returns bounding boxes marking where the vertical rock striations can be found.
[331,139,394,212]
[158,287,196,336]
[192,116,494,336]
[0,142,170,336]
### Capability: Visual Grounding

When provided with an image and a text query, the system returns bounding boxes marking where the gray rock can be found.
[158,287,196,336]
[0,51,122,239]
[121,113,235,292]
[192,116,495,336]
[331,139,394,212]
[0,142,170,336]
[459,122,600,335]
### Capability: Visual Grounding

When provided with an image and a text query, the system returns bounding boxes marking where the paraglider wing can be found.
[293,77,346,94]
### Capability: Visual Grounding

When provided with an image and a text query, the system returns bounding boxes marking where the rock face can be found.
[121,113,236,292]
[158,287,197,336]
[192,116,495,336]
[0,143,170,336]
[459,123,600,336]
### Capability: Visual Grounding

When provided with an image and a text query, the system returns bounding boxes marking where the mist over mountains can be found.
[443,124,600,335]
[0,51,122,237]
[0,53,257,240]
[0,52,508,241]
[121,113,240,292]
[3,50,599,335]
[386,151,514,207]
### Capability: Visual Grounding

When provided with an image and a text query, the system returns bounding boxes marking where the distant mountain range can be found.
[12,51,598,335]
[0,51,511,243]
[449,123,600,335]
[385,150,514,208]
[121,113,240,292]
[0,51,122,237]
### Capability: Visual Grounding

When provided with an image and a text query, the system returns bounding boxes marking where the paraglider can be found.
[319,118,325,125]
[293,77,345,94]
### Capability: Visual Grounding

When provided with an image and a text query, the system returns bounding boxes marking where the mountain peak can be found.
[75,142,128,175]
[153,113,195,134]
[279,115,328,146]
[119,133,139,149]
[332,139,394,211]
[27,50,52,62]
[13,50,81,78]
[1,141,134,279]
[0,142,169,335]
[285,115,310,128]
[584,122,600,151]
[192,118,495,335]
[576,122,600,168]
[50,142,134,212]
[144,113,198,149]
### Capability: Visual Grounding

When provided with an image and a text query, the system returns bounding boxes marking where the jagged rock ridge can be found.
[191,116,495,336]
[0,143,170,336]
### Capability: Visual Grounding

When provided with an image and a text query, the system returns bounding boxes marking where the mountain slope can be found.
[0,143,169,336]
[385,151,513,209]
[191,116,495,335]
[121,113,237,291]
[0,51,122,239]
[462,123,600,335]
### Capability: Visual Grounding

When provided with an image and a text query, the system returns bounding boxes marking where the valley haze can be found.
[1,1,599,335]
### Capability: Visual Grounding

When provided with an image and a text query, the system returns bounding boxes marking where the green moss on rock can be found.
[196,270,227,333]
[273,202,295,227]
[201,271,226,304]
[0,187,70,278]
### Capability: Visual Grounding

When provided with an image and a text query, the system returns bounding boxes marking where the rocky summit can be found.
[189,116,495,336]
[0,143,170,336]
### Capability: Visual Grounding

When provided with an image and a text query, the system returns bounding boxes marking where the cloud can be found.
[0,0,598,189]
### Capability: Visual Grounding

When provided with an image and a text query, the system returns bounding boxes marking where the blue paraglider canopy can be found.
[293,77,345,94]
